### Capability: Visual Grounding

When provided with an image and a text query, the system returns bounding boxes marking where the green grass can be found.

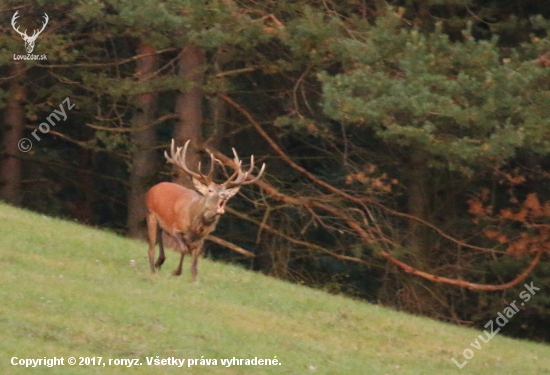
[0,203,548,375]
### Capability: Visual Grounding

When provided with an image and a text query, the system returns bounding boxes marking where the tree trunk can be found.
[402,149,448,318]
[0,65,26,205]
[173,44,205,187]
[207,47,231,150]
[74,148,95,223]
[407,150,431,262]
[127,43,159,239]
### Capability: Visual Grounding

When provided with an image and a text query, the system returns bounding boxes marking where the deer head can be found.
[11,11,49,54]
[164,139,265,218]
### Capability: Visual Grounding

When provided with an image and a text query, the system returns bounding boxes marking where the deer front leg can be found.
[172,233,187,276]
[173,252,185,276]
[190,241,204,282]
[191,251,198,282]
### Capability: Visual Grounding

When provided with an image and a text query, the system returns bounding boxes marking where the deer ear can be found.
[226,186,241,198]
[192,177,210,196]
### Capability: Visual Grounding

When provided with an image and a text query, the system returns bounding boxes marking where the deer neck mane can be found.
[185,195,219,238]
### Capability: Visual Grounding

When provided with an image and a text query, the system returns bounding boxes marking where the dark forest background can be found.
[2,0,550,343]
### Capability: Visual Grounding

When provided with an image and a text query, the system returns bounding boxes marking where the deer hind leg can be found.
[147,214,159,273]
[172,233,186,276]
[154,229,166,270]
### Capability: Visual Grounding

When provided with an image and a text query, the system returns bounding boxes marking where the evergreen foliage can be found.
[1,0,550,342]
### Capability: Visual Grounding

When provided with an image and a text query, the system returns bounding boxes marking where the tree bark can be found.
[407,150,431,261]
[173,44,205,187]
[207,47,231,150]
[74,148,95,223]
[127,43,159,239]
[0,64,26,205]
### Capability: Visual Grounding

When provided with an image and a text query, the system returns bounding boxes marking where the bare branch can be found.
[380,249,542,291]
[206,235,255,257]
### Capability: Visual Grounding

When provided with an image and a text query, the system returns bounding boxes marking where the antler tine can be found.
[221,159,243,187]
[232,147,240,163]
[240,161,266,185]
[229,148,250,185]
[206,151,215,181]
[164,139,205,181]
[248,154,255,174]
[195,150,216,183]
[197,161,203,174]
[224,147,266,186]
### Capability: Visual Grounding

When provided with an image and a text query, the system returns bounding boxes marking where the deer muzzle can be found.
[217,201,226,214]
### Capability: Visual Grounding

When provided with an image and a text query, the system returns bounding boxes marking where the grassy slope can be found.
[0,203,548,375]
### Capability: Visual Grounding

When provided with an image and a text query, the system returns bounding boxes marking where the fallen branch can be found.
[379,249,542,291]
[206,97,544,290]
[206,235,255,258]
[218,92,501,255]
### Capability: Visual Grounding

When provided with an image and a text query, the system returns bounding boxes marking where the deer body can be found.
[147,182,220,239]
[146,182,222,280]
[146,140,265,281]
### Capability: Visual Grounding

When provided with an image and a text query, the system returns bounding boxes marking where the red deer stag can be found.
[145,139,265,281]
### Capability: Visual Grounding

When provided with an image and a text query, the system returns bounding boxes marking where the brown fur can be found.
[145,139,265,281]
[145,182,235,281]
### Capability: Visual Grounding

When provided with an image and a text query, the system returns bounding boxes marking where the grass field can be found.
[0,203,548,374]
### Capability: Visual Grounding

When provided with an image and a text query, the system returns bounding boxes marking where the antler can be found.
[164,139,265,186]
[222,148,266,187]
[11,11,26,38]
[33,13,49,38]
[11,11,48,39]
[164,139,215,184]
